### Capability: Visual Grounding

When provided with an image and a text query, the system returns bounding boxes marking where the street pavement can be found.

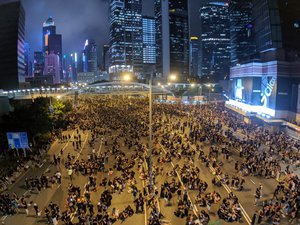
[1,101,299,225]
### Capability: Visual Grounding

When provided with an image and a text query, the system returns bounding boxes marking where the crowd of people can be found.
[0,96,299,225]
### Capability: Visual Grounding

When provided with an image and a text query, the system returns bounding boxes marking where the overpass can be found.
[1,82,174,100]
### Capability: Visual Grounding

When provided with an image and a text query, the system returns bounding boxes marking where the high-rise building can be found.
[142,16,156,64]
[229,0,300,120]
[43,17,56,55]
[33,51,44,77]
[102,44,110,72]
[24,42,32,77]
[200,2,230,82]
[82,39,98,73]
[155,0,189,82]
[42,17,62,79]
[44,52,60,84]
[109,0,143,79]
[0,1,26,90]
[190,36,200,77]
[229,0,256,65]
[70,53,78,82]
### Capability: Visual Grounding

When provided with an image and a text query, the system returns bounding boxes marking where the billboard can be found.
[7,132,29,149]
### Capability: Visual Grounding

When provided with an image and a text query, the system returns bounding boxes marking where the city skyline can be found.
[9,0,212,60]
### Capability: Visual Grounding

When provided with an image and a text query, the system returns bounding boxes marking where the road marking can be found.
[250,179,255,185]
[159,143,199,216]
[75,132,89,161]
[1,215,8,221]
[190,144,252,225]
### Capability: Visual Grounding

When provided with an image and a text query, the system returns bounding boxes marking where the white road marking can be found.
[1,215,8,221]
[159,143,199,216]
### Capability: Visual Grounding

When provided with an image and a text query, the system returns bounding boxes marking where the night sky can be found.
[6,0,223,60]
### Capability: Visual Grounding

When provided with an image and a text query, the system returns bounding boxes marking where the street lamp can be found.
[169,74,177,82]
[123,73,131,81]
[149,74,154,195]
[206,84,212,103]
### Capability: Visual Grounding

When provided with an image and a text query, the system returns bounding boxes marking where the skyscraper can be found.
[44,52,60,84]
[190,36,200,77]
[229,0,300,120]
[109,0,143,79]
[70,53,78,82]
[229,0,256,65]
[142,17,156,64]
[43,17,56,55]
[0,0,26,90]
[155,0,189,82]
[42,17,62,58]
[24,42,32,77]
[42,17,62,79]
[82,39,98,73]
[33,51,44,77]
[200,2,230,82]
[102,44,110,72]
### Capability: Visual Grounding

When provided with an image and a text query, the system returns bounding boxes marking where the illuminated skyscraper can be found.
[155,0,189,81]
[142,17,156,64]
[102,44,110,72]
[24,42,32,77]
[190,37,200,78]
[70,53,78,82]
[82,39,98,73]
[42,17,62,79]
[200,2,230,82]
[44,52,60,84]
[229,0,300,120]
[43,17,56,55]
[33,51,44,77]
[109,0,143,79]
[229,0,256,65]
[0,1,26,90]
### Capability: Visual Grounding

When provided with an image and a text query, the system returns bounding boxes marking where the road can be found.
[1,99,298,225]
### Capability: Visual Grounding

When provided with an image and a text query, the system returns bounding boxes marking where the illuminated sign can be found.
[7,132,29,149]
[44,34,48,47]
[261,76,276,108]
[190,36,198,40]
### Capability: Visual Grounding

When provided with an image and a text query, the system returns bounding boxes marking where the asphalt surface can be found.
[1,101,299,225]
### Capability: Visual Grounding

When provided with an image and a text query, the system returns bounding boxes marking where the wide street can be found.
[1,96,299,225]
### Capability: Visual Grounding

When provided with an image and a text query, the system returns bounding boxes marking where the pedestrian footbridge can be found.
[1,82,174,100]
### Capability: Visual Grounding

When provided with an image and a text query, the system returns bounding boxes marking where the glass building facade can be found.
[142,17,156,64]
[109,0,143,79]
[229,0,300,120]
[155,0,189,82]
[200,2,230,82]
[82,39,98,73]
[229,0,256,65]
[42,17,56,55]
[34,51,44,77]
[190,36,200,77]
[24,42,32,77]
[0,1,25,90]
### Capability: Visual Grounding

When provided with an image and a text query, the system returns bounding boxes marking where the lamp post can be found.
[149,74,153,194]
[207,84,212,103]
